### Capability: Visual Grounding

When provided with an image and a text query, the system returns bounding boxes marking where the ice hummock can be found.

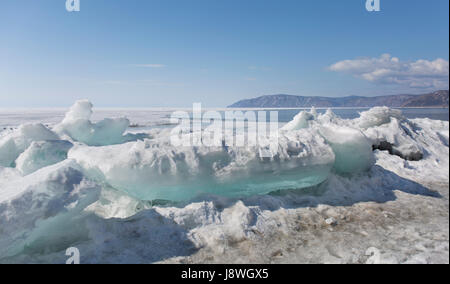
[280,108,375,174]
[0,160,100,258]
[15,140,73,175]
[356,107,424,160]
[68,129,335,201]
[0,100,448,263]
[0,124,59,167]
[0,100,434,202]
[54,99,145,146]
[281,109,316,130]
[319,124,374,174]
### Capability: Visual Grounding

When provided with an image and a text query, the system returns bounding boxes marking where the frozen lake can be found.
[0,102,448,263]
[0,107,448,129]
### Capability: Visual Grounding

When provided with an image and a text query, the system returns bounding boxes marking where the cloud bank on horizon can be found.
[329,54,449,90]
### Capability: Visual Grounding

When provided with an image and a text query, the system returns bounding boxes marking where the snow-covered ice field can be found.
[0,101,448,263]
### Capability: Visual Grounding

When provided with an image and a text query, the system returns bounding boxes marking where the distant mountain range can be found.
[228,90,449,108]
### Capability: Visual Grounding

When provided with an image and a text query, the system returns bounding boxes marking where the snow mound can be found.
[0,124,59,167]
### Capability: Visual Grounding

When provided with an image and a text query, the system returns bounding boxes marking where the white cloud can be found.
[329,54,449,89]
[132,64,166,68]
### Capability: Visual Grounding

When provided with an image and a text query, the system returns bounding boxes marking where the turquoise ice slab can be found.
[98,164,333,202]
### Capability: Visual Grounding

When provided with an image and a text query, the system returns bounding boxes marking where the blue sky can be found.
[0,0,448,107]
